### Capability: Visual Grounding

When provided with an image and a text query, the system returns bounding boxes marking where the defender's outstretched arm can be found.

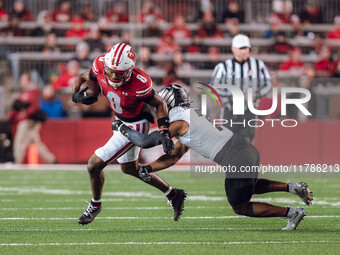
[112,120,161,148]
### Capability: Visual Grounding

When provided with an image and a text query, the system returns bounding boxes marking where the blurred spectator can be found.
[164,15,191,40]
[65,17,88,38]
[157,34,180,54]
[315,46,337,77]
[79,1,96,22]
[326,16,340,39]
[30,10,55,37]
[263,16,282,38]
[85,24,106,53]
[197,0,215,20]
[169,51,192,72]
[162,68,186,86]
[10,0,34,21]
[270,31,293,54]
[290,14,304,38]
[198,11,223,38]
[70,41,92,71]
[300,64,317,119]
[279,47,304,71]
[1,14,24,36]
[271,0,294,24]
[137,0,165,23]
[161,1,189,21]
[53,60,80,90]
[105,4,129,23]
[311,33,324,55]
[121,31,131,45]
[300,0,322,24]
[143,18,163,37]
[332,61,340,78]
[201,0,214,13]
[224,18,240,38]
[284,64,317,120]
[43,62,65,85]
[138,47,157,69]
[41,32,60,53]
[186,33,207,53]
[202,47,221,69]
[97,19,115,39]
[51,0,72,22]
[40,85,66,118]
[7,73,56,164]
[223,0,245,23]
[0,0,8,21]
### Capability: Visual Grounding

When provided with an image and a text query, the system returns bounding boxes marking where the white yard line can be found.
[0,241,340,246]
[3,226,340,232]
[0,186,338,206]
[0,206,225,211]
[0,215,340,220]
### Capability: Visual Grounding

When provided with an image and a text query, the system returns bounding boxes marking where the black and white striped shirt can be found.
[210,57,272,110]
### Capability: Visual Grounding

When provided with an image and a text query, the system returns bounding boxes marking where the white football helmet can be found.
[104,43,136,88]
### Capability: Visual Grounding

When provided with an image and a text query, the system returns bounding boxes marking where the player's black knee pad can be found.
[245,202,254,217]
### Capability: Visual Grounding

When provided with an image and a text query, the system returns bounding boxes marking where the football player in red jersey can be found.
[72,43,186,224]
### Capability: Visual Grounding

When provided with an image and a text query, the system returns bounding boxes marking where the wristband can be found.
[157,117,170,128]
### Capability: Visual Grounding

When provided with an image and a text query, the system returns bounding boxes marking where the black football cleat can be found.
[78,201,101,225]
[168,189,187,221]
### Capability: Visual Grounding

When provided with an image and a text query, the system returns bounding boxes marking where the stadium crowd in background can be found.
[6,72,57,164]
[0,0,338,123]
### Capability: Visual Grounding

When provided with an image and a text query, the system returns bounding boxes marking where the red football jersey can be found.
[91,55,153,118]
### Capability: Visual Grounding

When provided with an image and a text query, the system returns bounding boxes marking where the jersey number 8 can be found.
[107,91,123,114]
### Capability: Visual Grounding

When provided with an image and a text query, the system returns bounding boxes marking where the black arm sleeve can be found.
[120,125,161,148]
[89,68,98,82]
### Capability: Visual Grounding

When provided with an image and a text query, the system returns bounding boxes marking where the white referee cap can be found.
[232,34,251,48]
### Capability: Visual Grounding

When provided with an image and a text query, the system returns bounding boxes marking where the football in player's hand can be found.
[80,80,101,98]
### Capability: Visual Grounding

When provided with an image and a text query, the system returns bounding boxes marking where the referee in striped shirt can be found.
[211,34,272,142]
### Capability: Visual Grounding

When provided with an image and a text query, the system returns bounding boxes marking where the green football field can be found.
[0,168,339,255]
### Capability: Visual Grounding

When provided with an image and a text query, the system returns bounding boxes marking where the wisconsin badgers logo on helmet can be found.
[104,43,136,89]
[127,50,136,61]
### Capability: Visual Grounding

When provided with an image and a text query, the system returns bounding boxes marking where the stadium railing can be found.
[7,50,321,85]
[0,21,335,34]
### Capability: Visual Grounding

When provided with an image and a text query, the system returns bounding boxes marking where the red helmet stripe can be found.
[115,43,128,66]
[112,43,124,66]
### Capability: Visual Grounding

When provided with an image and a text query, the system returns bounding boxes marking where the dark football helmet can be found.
[158,84,190,111]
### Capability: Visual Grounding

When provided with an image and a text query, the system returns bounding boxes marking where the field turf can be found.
[0,168,339,254]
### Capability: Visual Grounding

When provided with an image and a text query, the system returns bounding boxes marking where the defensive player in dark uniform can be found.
[112,84,313,230]
[72,43,186,224]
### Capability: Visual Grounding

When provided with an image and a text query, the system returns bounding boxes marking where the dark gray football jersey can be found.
[169,107,233,160]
